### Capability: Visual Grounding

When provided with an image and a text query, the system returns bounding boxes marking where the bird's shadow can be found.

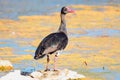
[20,67,35,76]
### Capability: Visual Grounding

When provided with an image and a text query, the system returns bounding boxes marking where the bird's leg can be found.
[53,53,58,71]
[45,55,50,71]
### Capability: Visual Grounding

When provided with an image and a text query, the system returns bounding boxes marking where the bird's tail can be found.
[34,46,46,60]
[34,54,46,60]
[39,54,46,58]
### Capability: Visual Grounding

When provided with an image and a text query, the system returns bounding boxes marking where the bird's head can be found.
[61,6,74,14]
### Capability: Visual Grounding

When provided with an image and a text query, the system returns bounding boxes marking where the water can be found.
[104,72,120,80]
[89,68,120,80]
[69,28,120,38]
[0,38,36,55]
[89,67,110,73]
[13,60,43,71]
[0,0,120,20]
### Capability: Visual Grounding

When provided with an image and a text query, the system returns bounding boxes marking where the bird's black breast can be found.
[35,32,68,55]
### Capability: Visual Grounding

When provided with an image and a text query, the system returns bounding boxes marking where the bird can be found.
[34,6,74,71]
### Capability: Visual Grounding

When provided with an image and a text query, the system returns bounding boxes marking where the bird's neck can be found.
[58,14,67,35]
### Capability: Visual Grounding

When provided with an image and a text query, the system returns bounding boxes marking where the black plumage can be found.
[34,32,68,59]
[34,6,74,71]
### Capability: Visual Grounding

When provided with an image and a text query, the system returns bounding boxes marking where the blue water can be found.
[13,60,43,71]
[85,28,120,37]
[89,67,120,80]
[104,72,120,80]
[89,67,110,73]
[0,0,120,20]
[0,38,36,55]
[69,28,120,37]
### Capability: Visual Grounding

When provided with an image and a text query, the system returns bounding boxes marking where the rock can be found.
[30,69,85,80]
[0,60,13,67]
[30,71,43,78]
[0,70,38,80]
[0,60,13,71]
[0,69,85,80]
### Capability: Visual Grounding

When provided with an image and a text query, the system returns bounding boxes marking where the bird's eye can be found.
[64,8,67,11]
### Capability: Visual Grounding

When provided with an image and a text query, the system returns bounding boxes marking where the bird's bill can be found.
[66,7,75,13]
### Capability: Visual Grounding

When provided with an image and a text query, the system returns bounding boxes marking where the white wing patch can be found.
[43,44,58,54]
